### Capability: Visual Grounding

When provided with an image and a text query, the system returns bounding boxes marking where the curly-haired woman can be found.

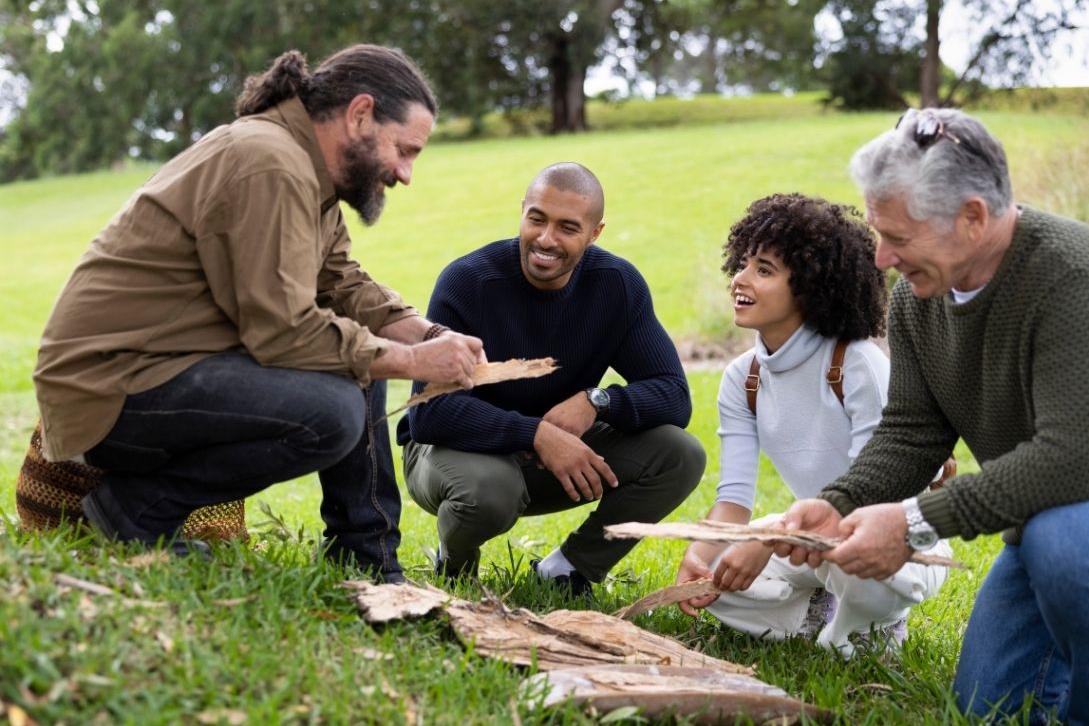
[674,193,951,656]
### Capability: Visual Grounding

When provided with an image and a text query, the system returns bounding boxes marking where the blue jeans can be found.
[85,352,402,579]
[954,501,1089,724]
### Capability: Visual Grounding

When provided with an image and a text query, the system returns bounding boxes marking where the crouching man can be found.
[397,163,705,594]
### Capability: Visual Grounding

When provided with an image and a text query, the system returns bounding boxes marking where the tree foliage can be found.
[821,0,1087,110]
[2,0,1083,180]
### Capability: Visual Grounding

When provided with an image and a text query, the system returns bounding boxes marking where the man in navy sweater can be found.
[396,162,705,593]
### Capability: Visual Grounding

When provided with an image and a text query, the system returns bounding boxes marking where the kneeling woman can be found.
[675,193,950,655]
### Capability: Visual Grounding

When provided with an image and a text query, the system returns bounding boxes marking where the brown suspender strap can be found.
[826,339,849,405]
[745,354,760,415]
[744,338,851,415]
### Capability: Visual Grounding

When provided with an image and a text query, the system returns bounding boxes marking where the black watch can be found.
[585,387,610,417]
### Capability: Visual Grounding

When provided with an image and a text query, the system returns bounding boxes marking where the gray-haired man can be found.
[773,109,1089,721]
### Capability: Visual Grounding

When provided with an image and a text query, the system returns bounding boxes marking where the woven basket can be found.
[16,423,247,541]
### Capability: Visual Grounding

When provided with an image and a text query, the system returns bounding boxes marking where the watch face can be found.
[909,530,939,551]
[588,388,609,410]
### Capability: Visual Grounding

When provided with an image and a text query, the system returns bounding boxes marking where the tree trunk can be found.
[548,34,587,133]
[920,0,941,108]
[700,35,719,94]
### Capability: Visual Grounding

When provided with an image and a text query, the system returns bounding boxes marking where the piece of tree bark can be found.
[603,521,964,569]
[445,599,754,675]
[614,578,720,620]
[524,664,833,724]
[383,357,559,419]
[341,580,462,622]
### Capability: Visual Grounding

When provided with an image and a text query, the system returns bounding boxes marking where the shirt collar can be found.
[269,96,338,211]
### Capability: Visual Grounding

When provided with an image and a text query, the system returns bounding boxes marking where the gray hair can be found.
[849,108,1012,225]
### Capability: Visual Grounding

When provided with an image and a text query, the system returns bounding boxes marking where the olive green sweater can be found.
[821,207,1089,543]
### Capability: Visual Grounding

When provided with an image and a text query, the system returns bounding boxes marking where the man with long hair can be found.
[34,45,483,582]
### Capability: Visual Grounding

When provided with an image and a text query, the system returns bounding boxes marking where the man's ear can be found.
[590,221,605,244]
[344,94,376,138]
[957,197,989,244]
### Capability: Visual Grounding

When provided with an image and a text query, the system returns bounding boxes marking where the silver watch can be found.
[585,387,610,416]
[903,496,939,551]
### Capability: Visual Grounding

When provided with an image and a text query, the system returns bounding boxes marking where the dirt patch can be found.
[674,335,751,371]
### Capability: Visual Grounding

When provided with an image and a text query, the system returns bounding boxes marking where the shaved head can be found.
[526,162,605,225]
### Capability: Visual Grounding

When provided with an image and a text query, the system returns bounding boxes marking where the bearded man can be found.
[34,45,484,582]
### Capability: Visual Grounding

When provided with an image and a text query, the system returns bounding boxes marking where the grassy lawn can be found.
[2,100,1086,723]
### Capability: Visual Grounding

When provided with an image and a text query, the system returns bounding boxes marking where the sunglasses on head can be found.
[896,108,963,149]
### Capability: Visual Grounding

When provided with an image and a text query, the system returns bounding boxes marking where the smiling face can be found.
[518,183,604,291]
[866,194,976,298]
[730,247,805,350]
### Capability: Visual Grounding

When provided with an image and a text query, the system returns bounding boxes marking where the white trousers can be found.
[705,513,951,657]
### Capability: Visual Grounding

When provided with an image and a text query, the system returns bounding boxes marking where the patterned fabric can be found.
[16,422,247,540]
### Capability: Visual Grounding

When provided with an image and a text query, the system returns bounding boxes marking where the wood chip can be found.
[604,521,964,569]
[342,580,460,622]
[196,708,246,725]
[125,552,170,568]
[54,573,168,608]
[156,631,175,653]
[3,702,37,726]
[615,579,720,620]
[211,595,257,607]
[384,358,558,418]
[524,664,832,723]
[352,647,394,661]
[55,574,116,597]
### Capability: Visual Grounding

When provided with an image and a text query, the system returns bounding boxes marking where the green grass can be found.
[3,95,1087,723]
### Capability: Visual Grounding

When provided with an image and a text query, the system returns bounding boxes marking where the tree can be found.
[614,0,823,97]
[921,0,1086,108]
[821,0,919,109]
[822,0,1087,110]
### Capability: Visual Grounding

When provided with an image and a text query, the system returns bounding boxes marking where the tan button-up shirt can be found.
[34,97,417,461]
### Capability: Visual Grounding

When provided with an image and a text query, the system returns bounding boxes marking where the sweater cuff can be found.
[917,488,959,539]
[511,415,543,451]
[818,490,859,517]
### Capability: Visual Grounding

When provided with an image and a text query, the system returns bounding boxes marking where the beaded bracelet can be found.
[423,323,450,341]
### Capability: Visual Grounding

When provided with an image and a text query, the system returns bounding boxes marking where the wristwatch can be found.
[902,496,939,551]
[585,387,610,417]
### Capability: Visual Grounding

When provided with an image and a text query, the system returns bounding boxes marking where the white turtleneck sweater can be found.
[716,325,890,510]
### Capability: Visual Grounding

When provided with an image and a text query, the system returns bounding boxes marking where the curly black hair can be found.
[722,193,888,340]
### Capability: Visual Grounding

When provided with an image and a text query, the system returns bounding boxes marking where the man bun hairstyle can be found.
[235,44,438,124]
[723,193,888,341]
[235,50,311,117]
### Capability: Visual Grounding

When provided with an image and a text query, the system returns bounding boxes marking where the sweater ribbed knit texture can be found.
[820,207,1089,542]
[396,238,691,452]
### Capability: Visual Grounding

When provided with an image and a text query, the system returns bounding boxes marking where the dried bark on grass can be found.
[445,600,753,675]
[341,580,460,623]
[384,358,558,418]
[525,665,832,724]
[342,582,837,721]
[604,521,964,569]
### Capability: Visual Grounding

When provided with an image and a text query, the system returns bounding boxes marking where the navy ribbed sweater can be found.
[396,238,691,453]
